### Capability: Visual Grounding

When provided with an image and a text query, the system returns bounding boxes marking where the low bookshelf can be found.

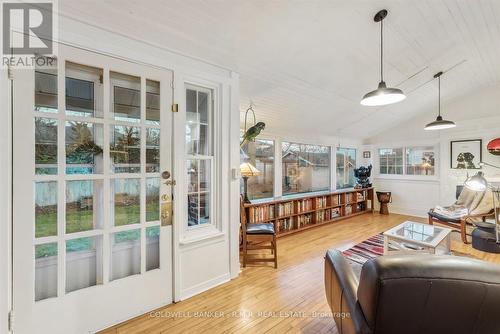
[243,187,374,237]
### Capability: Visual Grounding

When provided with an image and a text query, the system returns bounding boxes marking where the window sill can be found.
[374,175,439,183]
[280,190,331,200]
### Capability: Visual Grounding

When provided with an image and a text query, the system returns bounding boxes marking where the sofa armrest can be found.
[325,250,370,334]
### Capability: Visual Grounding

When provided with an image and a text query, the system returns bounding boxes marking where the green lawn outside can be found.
[35,202,160,257]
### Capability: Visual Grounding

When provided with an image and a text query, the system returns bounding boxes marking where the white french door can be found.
[12,44,174,334]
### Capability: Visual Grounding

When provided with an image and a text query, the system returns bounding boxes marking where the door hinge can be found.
[171,103,178,112]
[8,310,14,332]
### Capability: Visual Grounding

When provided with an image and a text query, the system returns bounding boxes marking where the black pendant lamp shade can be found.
[424,72,456,130]
[361,9,406,106]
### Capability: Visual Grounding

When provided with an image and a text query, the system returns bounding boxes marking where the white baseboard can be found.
[389,205,429,218]
[179,272,231,301]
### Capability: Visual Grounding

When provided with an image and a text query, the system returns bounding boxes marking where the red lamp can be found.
[488,138,500,156]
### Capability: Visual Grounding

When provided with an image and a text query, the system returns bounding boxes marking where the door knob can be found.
[161,171,171,180]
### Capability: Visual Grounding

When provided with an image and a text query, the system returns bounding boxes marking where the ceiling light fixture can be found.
[361,9,406,107]
[424,71,456,130]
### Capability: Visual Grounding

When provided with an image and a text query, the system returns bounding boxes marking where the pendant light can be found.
[424,72,456,130]
[361,9,406,106]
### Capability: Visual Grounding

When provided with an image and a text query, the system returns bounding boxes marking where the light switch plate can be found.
[232,168,240,180]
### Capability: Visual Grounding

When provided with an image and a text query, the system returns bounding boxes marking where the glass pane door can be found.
[13,44,173,334]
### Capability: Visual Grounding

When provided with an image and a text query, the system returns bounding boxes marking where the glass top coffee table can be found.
[383,221,452,255]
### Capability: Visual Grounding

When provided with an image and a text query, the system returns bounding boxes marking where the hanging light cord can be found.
[380,18,384,82]
[437,76,441,117]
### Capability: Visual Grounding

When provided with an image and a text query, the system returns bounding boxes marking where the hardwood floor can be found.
[99,213,500,334]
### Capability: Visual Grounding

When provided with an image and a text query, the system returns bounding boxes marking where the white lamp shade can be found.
[424,116,456,130]
[361,82,406,106]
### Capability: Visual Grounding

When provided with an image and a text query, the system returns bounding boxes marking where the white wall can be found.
[365,85,500,217]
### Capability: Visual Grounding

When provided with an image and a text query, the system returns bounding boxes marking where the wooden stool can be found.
[240,197,277,268]
[376,191,392,215]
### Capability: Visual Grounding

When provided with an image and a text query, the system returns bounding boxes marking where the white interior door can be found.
[12,44,174,334]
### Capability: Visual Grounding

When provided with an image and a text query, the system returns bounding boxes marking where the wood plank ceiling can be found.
[59,0,500,140]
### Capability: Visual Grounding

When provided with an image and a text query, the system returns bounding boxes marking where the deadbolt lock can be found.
[161,171,171,180]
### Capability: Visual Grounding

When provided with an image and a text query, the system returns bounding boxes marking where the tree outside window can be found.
[336,148,356,189]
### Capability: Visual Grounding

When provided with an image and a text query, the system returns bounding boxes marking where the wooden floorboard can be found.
[99,213,500,334]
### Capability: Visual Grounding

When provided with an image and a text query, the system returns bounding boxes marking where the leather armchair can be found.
[324,250,500,334]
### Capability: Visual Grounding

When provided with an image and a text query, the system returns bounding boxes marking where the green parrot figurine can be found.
[240,122,266,147]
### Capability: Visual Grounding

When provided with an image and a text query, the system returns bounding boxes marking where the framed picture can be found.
[450,139,482,169]
[363,151,371,159]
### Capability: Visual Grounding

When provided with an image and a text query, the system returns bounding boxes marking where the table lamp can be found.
[240,162,260,204]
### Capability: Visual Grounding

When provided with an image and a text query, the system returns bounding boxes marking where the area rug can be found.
[342,234,384,265]
[341,234,384,278]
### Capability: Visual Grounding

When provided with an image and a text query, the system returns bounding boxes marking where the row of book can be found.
[316,196,327,208]
[297,199,313,213]
[278,218,293,232]
[316,207,342,223]
[332,194,342,206]
[248,205,275,223]
[277,202,293,217]
[275,204,366,233]
[296,214,313,228]
[248,199,368,224]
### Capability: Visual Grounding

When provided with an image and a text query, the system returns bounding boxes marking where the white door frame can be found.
[11,43,174,334]
[0,66,13,334]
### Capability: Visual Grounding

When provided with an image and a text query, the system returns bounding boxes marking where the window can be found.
[282,142,330,195]
[336,148,356,189]
[406,146,435,175]
[379,148,403,175]
[186,85,213,227]
[241,139,274,200]
[379,146,436,176]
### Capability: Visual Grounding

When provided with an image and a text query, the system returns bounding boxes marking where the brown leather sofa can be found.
[324,250,500,334]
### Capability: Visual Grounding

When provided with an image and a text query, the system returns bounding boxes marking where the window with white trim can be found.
[336,148,356,189]
[281,142,330,195]
[185,85,213,227]
[33,59,164,300]
[405,146,435,176]
[379,146,436,176]
[241,138,274,200]
[379,148,403,175]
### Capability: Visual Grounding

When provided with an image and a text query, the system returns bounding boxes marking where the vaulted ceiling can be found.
[59,0,500,140]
